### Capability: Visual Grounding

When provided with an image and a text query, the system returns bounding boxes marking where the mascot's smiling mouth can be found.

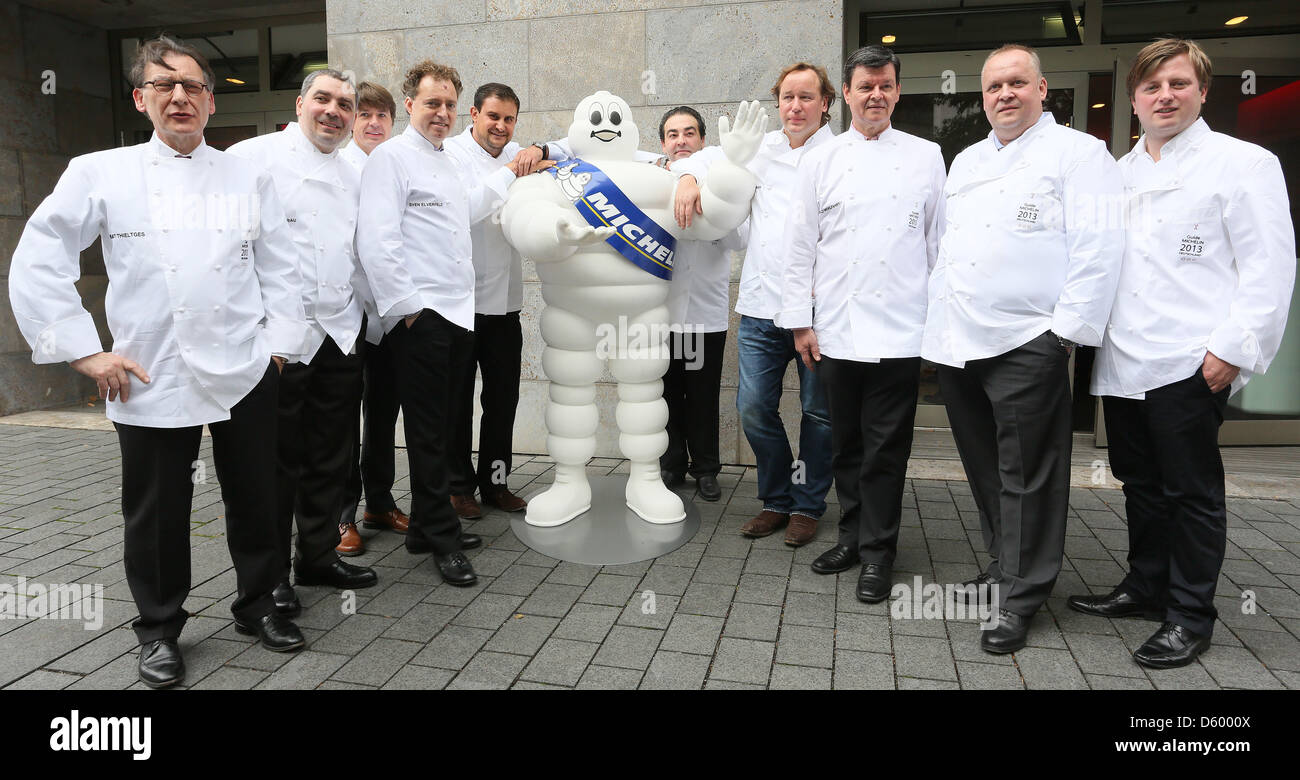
[590,129,621,142]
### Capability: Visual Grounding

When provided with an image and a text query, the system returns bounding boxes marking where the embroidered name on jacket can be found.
[548,158,676,281]
[408,200,446,208]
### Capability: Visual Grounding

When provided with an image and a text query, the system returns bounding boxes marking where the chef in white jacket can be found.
[443,83,533,519]
[7,36,309,688]
[1070,39,1296,669]
[921,44,1124,654]
[334,81,408,559]
[779,46,946,602]
[649,105,744,504]
[670,63,838,548]
[357,60,518,588]
[227,69,379,614]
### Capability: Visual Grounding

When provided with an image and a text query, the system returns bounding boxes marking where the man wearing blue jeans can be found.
[674,62,837,545]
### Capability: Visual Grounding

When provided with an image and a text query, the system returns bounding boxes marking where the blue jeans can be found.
[736,315,833,519]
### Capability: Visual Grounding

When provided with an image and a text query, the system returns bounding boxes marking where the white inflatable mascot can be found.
[502,92,766,527]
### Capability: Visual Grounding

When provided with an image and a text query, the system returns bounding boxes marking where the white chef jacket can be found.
[777,125,945,361]
[8,134,307,428]
[444,126,524,315]
[339,140,368,172]
[227,123,368,361]
[1091,118,1296,398]
[667,229,745,333]
[673,124,836,320]
[357,125,515,332]
[922,113,1124,367]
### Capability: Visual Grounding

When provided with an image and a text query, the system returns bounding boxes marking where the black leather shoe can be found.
[272,581,301,617]
[138,639,184,689]
[811,544,859,574]
[234,613,306,652]
[460,532,482,550]
[696,475,722,502]
[856,563,892,603]
[294,559,378,589]
[955,571,998,604]
[434,551,478,587]
[981,609,1030,654]
[1067,588,1163,621]
[660,469,686,487]
[1133,622,1211,669]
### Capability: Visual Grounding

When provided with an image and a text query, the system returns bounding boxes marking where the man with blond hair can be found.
[922,43,1124,653]
[1071,38,1295,668]
[672,62,838,547]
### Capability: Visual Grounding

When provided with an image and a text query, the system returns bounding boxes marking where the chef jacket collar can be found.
[989,111,1056,150]
[1132,116,1211,162]
[769,121,834,152]
[403,123,446,153]
[847,122,899,144]
[456,125,506,160]
[284,122,349,189]
[148,131,209,160]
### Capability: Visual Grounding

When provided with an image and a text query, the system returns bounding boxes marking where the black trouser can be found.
[276,336,363,573]
[115,362,280,644]
[938,330,1072,617]
[392,309,473,554]
[449,311,523,497]
[341,325,402,520]
[1103,370,1230,637]
[820,355,920,566]
[661,329,727,479]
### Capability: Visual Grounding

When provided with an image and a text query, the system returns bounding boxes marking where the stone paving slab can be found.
[1,423,1299,689]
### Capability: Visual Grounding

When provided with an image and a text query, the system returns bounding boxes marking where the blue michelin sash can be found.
[548,158,675,281]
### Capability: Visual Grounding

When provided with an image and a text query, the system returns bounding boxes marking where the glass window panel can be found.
[1102,0,1300,43]
[863,2,1082,54]
[270,21,328,92]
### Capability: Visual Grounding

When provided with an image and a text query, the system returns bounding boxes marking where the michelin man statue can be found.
[502,92,766,527]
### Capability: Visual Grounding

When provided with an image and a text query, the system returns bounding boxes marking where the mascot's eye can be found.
[590,110,602,125]
[610,111,622,126]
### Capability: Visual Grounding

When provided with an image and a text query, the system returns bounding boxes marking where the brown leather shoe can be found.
[362,508,409,534]
[740,510,789,538]
[784,514,817,547]
[336,522,364,556]
[482,486,527,513]
[450,494,483,520]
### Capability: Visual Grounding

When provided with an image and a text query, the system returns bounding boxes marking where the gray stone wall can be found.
[328,0,844,462]
[0,0,112,415]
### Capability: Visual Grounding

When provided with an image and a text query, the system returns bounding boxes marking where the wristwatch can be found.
[530,142,548,160]
[1052,332,1075,352]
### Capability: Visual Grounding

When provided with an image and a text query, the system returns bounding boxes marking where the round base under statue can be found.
[512,475,702,566]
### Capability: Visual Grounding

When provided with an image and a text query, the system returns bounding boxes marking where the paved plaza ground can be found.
[1,421,1298,690]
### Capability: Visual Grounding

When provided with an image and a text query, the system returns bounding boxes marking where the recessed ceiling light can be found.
[882,34,896,44]
[1091,102,1105,109]
[226,77,245,85]
[1131,134,1139,139]
[1225,16,1248,25]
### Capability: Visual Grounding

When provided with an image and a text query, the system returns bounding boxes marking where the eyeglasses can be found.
[142,79,209,97]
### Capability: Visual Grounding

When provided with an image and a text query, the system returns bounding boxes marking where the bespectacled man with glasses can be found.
[9,35,310,688]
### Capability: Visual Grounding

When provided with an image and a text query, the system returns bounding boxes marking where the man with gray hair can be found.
[9,34,309,687]
[780,46,945,601]
[228,67,380,615]
[921,43,1124,652]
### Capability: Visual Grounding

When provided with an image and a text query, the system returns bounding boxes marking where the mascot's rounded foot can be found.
[626,479,686,525]
[524,481,593,527]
